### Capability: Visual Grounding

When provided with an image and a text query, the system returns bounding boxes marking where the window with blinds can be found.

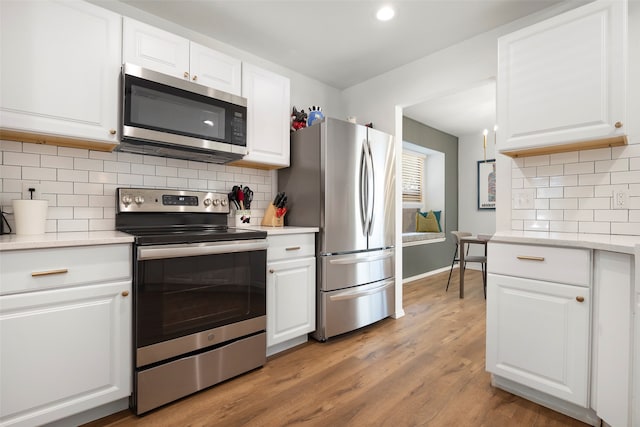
[402,150,425,203]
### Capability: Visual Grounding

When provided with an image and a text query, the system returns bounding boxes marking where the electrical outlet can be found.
[21,183,41,200]
[613,189,629,209]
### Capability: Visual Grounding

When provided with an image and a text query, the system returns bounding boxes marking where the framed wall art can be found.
[477,159,496,210]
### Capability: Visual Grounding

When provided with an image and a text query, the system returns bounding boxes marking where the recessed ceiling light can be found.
[376,6,395,21]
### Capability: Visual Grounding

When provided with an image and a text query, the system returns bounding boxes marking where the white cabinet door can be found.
[238,63,291,168]
[123,19,241,95]
[593,251,633,427]
[0,281,131,427]
[486,273,590,406]
[497,0,627,154]
[633,291,640,427]
[266,257,315,347]
[123,17,190,80]
[0,0,121,146]
[190,42,242,95]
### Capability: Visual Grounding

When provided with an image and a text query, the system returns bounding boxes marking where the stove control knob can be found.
[122,195,133,206]
[212,199,220,206]
[134,196,144,205]
[220,199,228,207]
[203,198,212,207]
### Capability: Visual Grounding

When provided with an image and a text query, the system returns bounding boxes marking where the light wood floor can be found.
[87,270,588,427]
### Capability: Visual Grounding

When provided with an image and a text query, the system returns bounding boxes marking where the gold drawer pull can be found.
[576,296,585,303]
[516,255,545,262]
[285,246,301,251]
[31,268,68,277]
[122,291,130,297]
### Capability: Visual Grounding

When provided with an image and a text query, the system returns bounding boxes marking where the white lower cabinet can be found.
[266,233,315,355]
[486,273,590,406]
[0,244,132,427]
[634,260,640,427]
[592,251,633,427]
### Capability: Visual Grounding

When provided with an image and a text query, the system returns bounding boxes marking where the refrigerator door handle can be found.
[328,251,394,265]
[328,279,395,301]
[365,137,375,236]
[359,140,369,236]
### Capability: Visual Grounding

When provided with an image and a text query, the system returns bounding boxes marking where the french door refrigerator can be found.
[278,117,395,341]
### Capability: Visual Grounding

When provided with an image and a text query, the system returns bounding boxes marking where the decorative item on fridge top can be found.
[307,106,324,127]
[291,107,307,131]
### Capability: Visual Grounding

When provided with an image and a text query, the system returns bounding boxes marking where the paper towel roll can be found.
[12,199,48,235]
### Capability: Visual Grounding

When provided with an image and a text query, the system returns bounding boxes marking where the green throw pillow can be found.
[416,211,440,232]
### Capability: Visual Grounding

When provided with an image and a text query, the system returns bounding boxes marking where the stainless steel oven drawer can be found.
[315,278,395,341]
[135,332,266,414]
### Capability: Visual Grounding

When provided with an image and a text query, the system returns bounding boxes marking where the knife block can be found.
[261,203,284,227]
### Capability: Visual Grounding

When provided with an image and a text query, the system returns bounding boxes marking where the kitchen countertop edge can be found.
[490,231,640,255]
[0,231,134,251]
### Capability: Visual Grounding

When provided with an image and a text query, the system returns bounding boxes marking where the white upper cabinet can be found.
[497,0,627,156]
[235,63,291,168]
[123,18,242,96]
[0,0,121,149]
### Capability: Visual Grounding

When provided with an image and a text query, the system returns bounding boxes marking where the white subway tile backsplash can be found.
[611,223,640,235]
[578,173,610,186]
[1,141,273,232]
[536,164,563,177]
[579,222,610,234]
[564,186,594,198]
[594,210,628,222]
[595,159,629,173]
[524,155,550,167]
[611,170,640,184]
[579,147,611,161]
[536,187,563,198]
[564,162,594,175]
[510,145,640,236]
[550,151,579,164]
[549,175,578,187]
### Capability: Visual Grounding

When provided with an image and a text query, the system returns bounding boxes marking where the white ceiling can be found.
[119,0,572,137]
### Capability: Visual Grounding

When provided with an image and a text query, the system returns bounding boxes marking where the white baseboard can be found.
[403,265,453,284]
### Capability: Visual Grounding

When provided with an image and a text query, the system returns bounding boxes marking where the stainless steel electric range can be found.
[115,188,267,415]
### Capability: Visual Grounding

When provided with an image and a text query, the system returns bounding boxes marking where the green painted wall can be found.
[402,117,458,279]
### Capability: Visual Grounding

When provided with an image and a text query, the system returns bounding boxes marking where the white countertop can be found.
[240,225,319,235]
[0,231,134,251]
[491,230,640,255]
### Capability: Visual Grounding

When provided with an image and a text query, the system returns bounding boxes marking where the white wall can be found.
[458,130,497,256]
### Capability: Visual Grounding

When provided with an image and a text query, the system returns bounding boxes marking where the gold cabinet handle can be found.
[192,75,198,81]
[121,291,130,297]
[31,268,68,277]
[109,129,116,135]
[269,269,275,274]
[183,71,189,79]
[516,255,545,262]
[285,246,301,251]
[576,296,585,303]
[614,121,623,128]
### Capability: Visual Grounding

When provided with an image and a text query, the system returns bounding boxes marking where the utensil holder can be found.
[261,203,284,227]
[235,210,251,226]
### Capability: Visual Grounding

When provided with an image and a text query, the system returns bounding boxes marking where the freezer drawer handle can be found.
[31,268,69,277]
[516,255,545,262]
[329,280,394,301]
[329,251,393,265]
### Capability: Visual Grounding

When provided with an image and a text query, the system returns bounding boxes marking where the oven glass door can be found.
[135,248,266,348]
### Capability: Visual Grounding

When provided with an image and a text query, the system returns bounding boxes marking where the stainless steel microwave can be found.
[118,63,247,164]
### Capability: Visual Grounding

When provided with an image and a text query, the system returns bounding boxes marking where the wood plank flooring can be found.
[86,270,588,427]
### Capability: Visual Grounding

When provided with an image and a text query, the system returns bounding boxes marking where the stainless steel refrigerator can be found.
[278,117,395,341]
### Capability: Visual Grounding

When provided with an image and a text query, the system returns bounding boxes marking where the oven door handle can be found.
[138,239,268,260]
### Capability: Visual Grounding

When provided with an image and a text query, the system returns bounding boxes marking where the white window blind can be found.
[402,151,424,203]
